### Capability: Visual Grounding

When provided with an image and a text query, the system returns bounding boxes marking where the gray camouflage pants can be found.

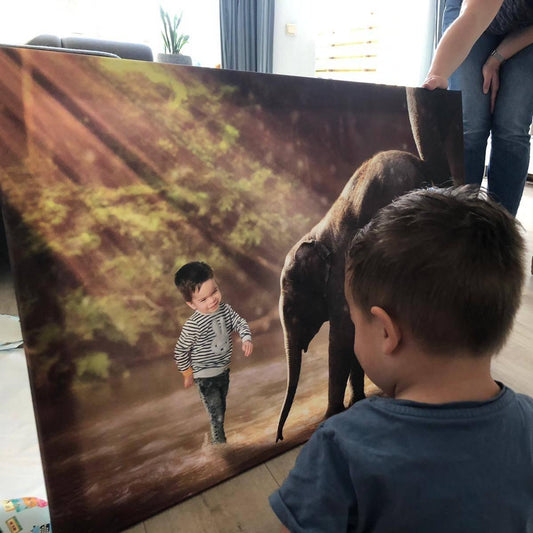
[194,369,230,444]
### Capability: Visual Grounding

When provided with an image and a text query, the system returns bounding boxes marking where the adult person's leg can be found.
[488,43,533,215]
[450,34,500,185]
[442,0,499,185]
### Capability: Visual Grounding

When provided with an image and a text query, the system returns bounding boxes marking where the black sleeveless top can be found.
[487,0,533,34]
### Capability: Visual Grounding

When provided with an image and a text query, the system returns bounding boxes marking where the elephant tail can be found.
[276,341,303,442]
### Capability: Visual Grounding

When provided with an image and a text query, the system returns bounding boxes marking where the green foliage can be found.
[100,60,190,108]
[62,289,113,342]
[42,198,68,225]
[3,59,333,393]
[64,231,102,255]
[160,6,190,54]
[76,352,111,380]
[32,323,64,353]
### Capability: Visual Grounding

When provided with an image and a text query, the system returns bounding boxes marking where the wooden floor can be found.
[2,182,532,533]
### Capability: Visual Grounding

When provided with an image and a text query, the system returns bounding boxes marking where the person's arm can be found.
[482,25,533,111]
[174,320,196,387]
[226,304,253,356]
[494,24,533,59]
[242,339,253,357]
[269,426,357,532]
[181,367,194,388]
[423,0,503,89]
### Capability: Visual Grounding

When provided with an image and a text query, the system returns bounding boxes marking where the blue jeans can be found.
[443,0,533,215]
[195,369,230,443]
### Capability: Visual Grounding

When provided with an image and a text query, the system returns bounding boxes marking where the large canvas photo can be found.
[0,46,462,531]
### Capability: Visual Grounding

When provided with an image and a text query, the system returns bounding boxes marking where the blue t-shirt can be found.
[270,385,533,532]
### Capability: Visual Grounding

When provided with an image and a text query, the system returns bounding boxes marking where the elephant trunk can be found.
[276,238,330,442]
[276,336,303,442]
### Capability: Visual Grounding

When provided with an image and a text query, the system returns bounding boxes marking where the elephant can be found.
[276,88,464,442]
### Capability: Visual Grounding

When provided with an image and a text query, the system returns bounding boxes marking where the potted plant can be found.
[157,6,192,65]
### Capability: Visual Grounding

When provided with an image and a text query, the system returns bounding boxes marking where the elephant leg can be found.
[348,356,365,406]
[325,316,355,418]
[406,86,464,186]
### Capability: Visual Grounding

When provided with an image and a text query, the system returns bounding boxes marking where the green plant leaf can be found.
[160,5,189,54]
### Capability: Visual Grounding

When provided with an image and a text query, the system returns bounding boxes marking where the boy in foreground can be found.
[174,261,253,444]
[270,186,533,532]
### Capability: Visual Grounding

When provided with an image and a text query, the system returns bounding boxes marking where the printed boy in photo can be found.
[174,261,253,444]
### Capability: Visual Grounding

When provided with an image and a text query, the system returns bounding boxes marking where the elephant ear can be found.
[281,239,331,352]
[284,239,331,296]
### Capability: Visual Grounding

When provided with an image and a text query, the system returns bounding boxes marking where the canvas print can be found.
[0,46,463,531]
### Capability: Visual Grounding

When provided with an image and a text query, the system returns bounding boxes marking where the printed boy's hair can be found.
[345,186,525,357]
[174,261,214,302]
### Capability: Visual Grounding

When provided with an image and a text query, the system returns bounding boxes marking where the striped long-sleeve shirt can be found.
[174,302,252,378]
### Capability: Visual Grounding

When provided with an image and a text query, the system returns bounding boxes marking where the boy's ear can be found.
[186,301,196,311]
[370,306,402,355]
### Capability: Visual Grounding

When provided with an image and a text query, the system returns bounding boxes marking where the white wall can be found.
[272,0,317,78]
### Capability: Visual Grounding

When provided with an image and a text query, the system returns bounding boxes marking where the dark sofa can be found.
[26,34,153,61]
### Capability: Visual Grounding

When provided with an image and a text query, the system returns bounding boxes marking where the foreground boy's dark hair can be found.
[346,186,525,356]
[174,261,214,302]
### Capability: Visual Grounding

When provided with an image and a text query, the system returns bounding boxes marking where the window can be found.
[315,6,380,82]
[1,0,221,67]
[314,0,436,87]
